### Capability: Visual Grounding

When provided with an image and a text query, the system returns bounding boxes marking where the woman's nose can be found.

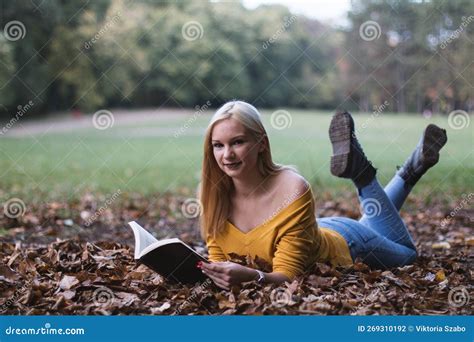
[224,147,234,159]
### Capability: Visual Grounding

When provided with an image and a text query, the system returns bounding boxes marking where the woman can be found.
[198,101,447,290]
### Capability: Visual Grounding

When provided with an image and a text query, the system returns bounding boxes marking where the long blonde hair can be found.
[199,101,288,239]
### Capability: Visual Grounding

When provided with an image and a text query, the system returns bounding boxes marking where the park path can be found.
[2,108,208,137]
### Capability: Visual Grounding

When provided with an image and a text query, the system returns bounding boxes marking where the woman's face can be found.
[211,118,264,178]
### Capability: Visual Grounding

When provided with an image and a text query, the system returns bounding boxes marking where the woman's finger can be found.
[205,272,230,290]
[202,262,226,274]
[202,269,230,288]
[203,268,227,281]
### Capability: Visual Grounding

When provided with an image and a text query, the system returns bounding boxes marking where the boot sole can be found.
[329,112,354,177]
[422,124,448,167]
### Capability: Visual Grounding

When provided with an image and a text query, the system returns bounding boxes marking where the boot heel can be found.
[422,124,448,166]
[328,111,376,187]
[331,153,350,176]
[329,112,353,177]
[397,123,448,186]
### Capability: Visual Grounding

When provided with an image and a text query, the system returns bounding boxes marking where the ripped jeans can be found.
[317,175,417,268]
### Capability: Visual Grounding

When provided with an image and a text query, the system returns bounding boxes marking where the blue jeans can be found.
[317,175,417,269]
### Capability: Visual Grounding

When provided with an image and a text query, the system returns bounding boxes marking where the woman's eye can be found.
[233,140,244,145]
[213,143,223,148]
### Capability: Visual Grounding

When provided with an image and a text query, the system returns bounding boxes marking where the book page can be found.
[139,238,208,261]
[128,221,159,259]
[139,238,181,258]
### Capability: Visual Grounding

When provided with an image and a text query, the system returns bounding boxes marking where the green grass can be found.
[0,110,471,202]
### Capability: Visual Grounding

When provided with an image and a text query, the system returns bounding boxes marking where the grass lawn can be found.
[0,109,471,203]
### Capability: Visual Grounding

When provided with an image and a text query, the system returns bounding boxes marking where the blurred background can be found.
[1,1,472,317]
[0,0,472,202]
[1,0,472,113]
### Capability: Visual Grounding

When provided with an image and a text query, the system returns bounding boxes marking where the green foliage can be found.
[0,36,15,108]
[0,0,472,116]
[344,0,474,113]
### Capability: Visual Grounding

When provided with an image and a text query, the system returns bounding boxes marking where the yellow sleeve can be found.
[206,234,228,262]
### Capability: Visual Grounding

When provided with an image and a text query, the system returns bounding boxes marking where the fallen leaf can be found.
[435,270,446,282]
[59,275,79,290]
[154,302,171,313]
[432,242,451,249]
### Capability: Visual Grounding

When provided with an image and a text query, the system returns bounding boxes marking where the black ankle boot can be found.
[329,111,376,188]
[397,124,447,188]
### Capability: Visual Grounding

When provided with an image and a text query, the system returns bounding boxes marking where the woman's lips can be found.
[224,161,242,169]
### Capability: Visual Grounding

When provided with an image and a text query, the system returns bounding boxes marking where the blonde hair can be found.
[199,101,290,240]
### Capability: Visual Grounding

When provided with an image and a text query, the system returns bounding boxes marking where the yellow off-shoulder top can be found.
[206,186,353,279]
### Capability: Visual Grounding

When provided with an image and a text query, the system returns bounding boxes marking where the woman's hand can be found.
[199,261,257,290]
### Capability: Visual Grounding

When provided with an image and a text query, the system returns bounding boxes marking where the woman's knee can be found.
[363,245,417,268]
[406,247,418,265]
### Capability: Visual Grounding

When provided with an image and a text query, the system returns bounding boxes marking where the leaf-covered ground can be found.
[0,192,472,315]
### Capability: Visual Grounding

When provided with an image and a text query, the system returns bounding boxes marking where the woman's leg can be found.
[369,124,448,213]
[380,175,411,212]
[358,174,410,228]
[327,111,449,266]
[357,176,416,250]
[317,217,417,268]
[327,111,416,250]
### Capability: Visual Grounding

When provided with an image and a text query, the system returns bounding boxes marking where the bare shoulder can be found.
[274,168,309,198]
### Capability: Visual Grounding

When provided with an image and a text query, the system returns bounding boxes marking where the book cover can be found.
[128,221,209,284]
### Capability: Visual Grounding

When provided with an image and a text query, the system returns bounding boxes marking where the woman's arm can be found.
[200,261,291,290]
[206,235,228,262]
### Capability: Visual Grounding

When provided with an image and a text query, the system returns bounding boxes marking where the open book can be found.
[128,221,208,284]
